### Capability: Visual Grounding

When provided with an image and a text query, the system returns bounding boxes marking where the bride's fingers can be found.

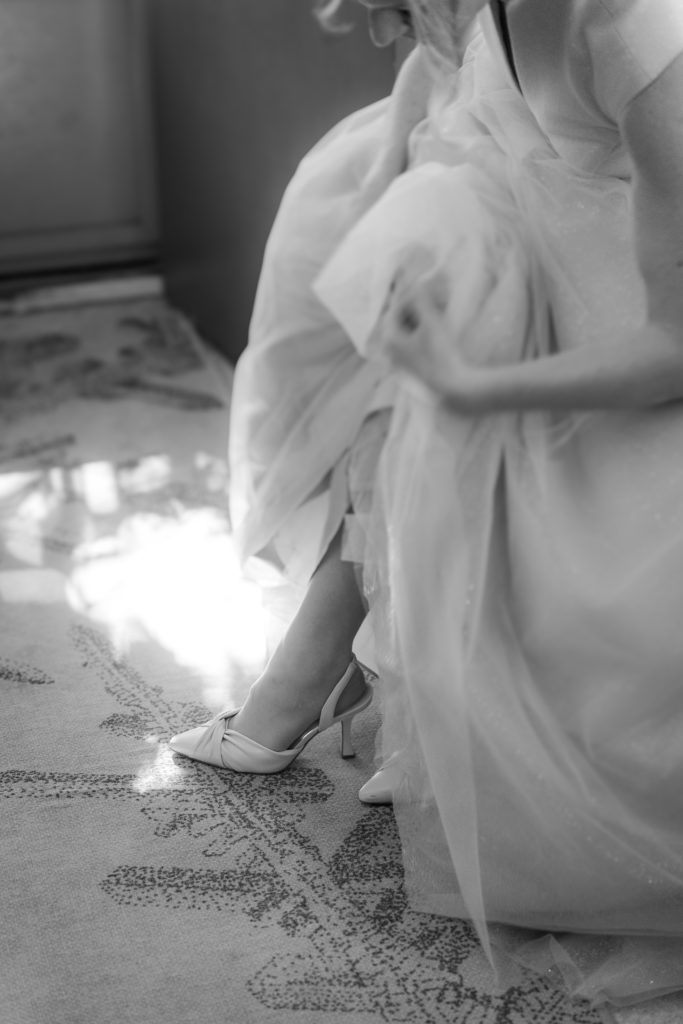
[376,260,450,355]
[388,276,447,332]
[397,302,421,333]
[373,295,423,356]
[388,329,425,374]
[388,261,450,311]
[424,269,450,313]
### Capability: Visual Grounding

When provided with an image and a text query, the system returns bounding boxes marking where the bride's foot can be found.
[169,523,372,773]
[231,653,368,752]
[169,656,372,773]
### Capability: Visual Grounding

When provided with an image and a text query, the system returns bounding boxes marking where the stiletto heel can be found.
[169,658,372,774]
[340,717,354,759]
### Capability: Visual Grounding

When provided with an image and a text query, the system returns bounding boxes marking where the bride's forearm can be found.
[453,61,683,417]
[454,323,683,414]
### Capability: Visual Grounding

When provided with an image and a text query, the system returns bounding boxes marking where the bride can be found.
[171,0,683,1005]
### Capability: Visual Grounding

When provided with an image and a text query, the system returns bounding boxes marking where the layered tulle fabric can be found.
[228,100,392,586]
[229,16,683,1008]
[314,30,683,1009]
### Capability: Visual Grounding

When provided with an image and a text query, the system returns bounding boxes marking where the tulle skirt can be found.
[229,32,683,1007]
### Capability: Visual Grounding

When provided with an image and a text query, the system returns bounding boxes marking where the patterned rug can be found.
[0,288,622,1024]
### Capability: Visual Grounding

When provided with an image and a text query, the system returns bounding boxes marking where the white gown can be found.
[229,0,683,1006]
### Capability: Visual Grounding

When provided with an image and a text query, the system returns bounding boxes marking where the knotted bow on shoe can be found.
[169,659,372,774]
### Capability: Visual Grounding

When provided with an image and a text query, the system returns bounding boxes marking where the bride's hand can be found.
[372,259,485,414]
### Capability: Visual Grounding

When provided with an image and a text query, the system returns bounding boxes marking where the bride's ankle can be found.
[231,654,363,751]
[262,645,357,703]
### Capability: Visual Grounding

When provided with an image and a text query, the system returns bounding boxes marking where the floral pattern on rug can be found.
[0,296,607,1024]
[1,622,604,1024]
[0,310,221,422]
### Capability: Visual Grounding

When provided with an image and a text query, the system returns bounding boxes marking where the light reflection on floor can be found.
[0,451,273,713]
[0,298,261,795]
[69,505,268,697]
[131,738,187,794]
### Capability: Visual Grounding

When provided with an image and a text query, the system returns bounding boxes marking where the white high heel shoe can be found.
[358,751,404,804]
[169,659,372,774]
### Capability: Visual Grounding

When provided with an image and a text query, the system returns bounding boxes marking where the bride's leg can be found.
[229,526,367,751]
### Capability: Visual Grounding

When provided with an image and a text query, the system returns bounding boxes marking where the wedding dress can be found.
[229,0,683,1005]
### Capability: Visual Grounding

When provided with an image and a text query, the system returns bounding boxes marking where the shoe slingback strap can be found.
[317,658,361,733]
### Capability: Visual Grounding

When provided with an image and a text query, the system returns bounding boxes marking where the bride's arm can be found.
[390,55,683,414]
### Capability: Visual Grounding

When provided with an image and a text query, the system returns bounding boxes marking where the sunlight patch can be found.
[68,507,268,683]
[132,741,187,795]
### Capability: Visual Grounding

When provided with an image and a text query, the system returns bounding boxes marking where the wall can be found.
[147,0,395,363]
[0,0,157,279]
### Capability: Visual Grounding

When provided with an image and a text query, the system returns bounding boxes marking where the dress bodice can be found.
[485,0,683,177]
